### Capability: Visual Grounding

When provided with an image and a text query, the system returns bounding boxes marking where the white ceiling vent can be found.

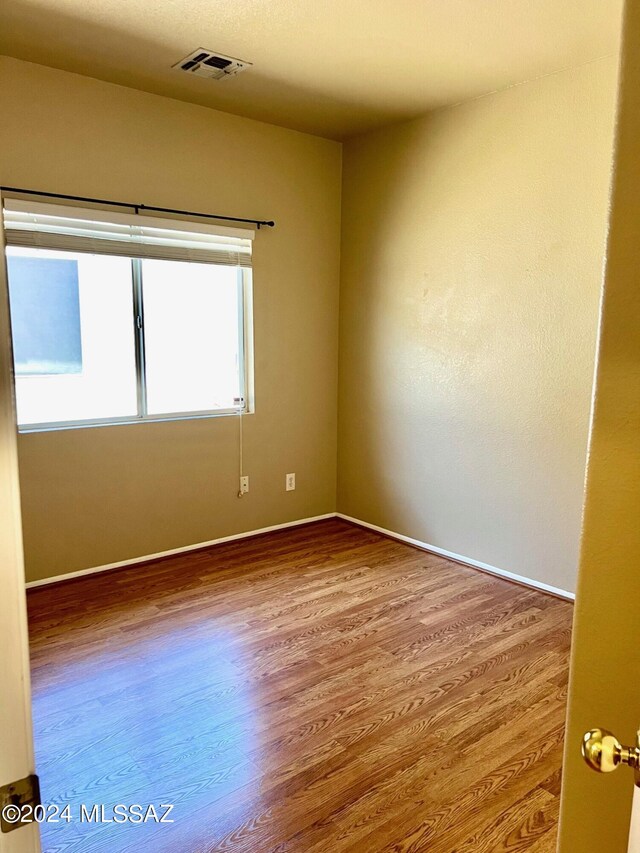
[173,48,252,80]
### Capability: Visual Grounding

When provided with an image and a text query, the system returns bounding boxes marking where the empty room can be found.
[1,1,640,852]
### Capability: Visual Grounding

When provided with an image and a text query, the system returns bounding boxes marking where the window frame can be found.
[12,254,253,434]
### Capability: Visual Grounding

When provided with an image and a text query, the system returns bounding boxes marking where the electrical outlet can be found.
[286,473,296,491]
[240,475,249,494]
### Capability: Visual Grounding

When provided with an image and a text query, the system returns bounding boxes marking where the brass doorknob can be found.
[582,728,640,774]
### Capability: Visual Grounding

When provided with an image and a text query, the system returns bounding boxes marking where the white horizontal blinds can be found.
[2,200,254,267]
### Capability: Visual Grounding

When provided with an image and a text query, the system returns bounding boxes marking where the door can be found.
[558,0,640,849]
[0,199,40,853]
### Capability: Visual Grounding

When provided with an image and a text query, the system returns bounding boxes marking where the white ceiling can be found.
[0,0,624,139]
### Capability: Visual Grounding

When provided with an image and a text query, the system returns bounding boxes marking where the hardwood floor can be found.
[27,518,572,853]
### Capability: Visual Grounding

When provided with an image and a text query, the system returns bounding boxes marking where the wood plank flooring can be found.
[27,518,572,853]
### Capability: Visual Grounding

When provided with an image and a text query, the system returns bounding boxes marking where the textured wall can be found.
[338,58,618,593]
[0,56,342,582]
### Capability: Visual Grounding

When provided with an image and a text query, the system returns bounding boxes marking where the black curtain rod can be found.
[0,186,275,229]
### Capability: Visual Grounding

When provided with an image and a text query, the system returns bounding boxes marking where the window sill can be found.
[18,408,254,434]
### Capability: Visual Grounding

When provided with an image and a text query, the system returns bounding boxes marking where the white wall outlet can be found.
[286,473,296,491]
[240,475,249,494]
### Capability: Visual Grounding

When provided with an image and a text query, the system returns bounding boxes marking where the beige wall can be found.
[559,0,640,847]
[0,56,342,583]
[0,54,619,591]
[337,58,618,594]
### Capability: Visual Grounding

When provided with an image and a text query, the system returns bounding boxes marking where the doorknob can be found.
[582,728,640,781]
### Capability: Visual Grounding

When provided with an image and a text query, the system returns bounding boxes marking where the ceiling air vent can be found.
[173,48,252,80]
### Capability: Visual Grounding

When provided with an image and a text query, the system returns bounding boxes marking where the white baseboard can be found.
[25,513,337,589]
[336,513,575,601]
[26,510,576,602]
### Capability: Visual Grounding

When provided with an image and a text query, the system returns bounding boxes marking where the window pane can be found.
[7,254,82,376]
[141,259,242,416]
[6,248,138,426]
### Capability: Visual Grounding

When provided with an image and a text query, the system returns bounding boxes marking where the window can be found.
[2,200,253,430]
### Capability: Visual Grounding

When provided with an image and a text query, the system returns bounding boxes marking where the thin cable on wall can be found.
[236,396,244,498]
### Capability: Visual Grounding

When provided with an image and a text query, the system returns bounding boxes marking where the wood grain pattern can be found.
[27,518,571,853]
